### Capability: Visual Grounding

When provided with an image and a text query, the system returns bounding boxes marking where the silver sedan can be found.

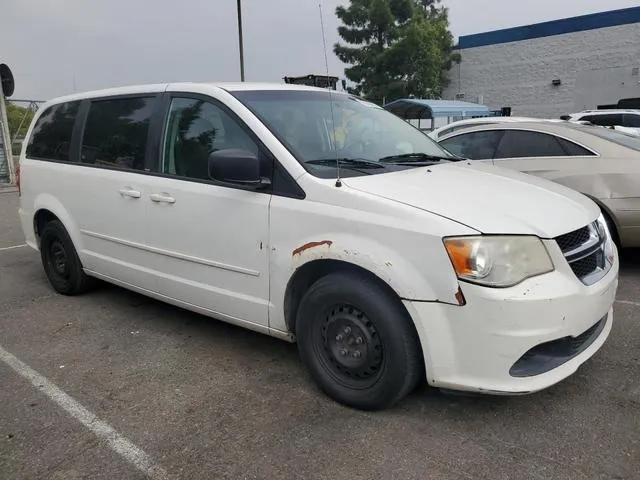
[437,121,640,247]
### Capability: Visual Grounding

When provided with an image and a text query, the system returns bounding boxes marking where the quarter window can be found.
[26,101,80,161]
[495,131,567,158]
[162,97,259,181]
[80,96,155,170]
[555,137,595,156]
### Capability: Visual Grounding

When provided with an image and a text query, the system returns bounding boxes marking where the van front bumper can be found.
[404,253,618,395]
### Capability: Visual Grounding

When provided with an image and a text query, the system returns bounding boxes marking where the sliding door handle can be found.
[150,193,176,204]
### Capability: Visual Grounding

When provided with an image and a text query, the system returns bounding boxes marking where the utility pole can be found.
[237,0,245,82]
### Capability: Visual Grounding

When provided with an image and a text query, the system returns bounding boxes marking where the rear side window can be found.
[80,96,155,170]
[580,114,623,127]
[26,101,80,161]
[495,130,566,158]
[623,114,640,128]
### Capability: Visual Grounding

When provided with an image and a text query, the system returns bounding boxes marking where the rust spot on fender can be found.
[292,240,333,256]
[455,287,466,306]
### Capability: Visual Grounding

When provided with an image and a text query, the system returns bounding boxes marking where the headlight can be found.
[444,236,554,288]
[596,213,616,265]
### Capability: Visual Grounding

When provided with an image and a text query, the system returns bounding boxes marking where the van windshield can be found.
[231,90,457,178]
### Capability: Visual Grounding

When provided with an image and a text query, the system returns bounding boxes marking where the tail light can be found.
[15,163,21,196]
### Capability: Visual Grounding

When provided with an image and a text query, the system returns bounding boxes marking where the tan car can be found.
[438,121,640,247]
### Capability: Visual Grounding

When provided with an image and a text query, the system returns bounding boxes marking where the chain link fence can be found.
[0,99,43,183]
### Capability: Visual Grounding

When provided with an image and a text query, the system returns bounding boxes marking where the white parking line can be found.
[616,299,640,307]
[0,244,27,251]
[0,345,168,480]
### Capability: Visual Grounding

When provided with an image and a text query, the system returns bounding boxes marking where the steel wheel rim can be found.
[313,304,384,389]
[47,239,70,280]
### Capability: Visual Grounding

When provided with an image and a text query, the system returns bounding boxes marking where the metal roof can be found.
[457,6,640,49]
[383,99,491,120]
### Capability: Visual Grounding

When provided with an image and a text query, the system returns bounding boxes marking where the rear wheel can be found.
[40,220,94,295]
[295,271,423,410]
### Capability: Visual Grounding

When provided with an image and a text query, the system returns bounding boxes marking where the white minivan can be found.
[18,83,619,410]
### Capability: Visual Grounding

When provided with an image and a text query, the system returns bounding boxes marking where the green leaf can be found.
[334,0,459,105]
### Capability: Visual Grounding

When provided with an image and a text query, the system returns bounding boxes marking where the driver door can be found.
[144,94,271,327]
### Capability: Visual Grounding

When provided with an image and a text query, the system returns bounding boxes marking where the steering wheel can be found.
[341,127,378,156]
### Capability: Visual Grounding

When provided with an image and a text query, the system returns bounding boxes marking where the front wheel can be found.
[295,271,424,410]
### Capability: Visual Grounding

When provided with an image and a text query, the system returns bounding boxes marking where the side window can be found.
[80,96,155,170]
[162,97,260,181]
[580,114,623,127]
[555,137,596,156]
[26,101,80,161]
[437,122,493,139]
[437,126,455,138]
[623,114,640,128]
[495,131,566,158]
[439,130,504,160]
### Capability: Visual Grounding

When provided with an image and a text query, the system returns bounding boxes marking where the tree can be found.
[7,102,35,139]
[334,0,459,105]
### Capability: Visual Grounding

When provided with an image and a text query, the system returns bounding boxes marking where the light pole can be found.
[237,0,245,82]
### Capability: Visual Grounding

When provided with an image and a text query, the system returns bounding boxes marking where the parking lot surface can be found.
[0,188,638,480]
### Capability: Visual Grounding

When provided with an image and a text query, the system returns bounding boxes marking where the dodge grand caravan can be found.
[18,83,619,410]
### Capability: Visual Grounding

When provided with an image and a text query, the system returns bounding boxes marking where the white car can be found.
[566,110,640,135]
[17,83,618,410]
[428,117,542,140]
[429,117,589,141]
[427,117,548,141]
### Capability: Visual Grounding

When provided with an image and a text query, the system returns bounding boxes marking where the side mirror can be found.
[208,149,270,189]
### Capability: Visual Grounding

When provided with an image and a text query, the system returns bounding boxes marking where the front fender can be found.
[268,231,462,332]
[289,234,454,301]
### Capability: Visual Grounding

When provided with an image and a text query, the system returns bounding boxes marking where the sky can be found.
[1,0,639,101]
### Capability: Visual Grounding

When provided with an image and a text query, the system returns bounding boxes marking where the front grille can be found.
[510,315,608,377]
[556,226,590,254]
[555,222,609,285]
[570,250,605,278]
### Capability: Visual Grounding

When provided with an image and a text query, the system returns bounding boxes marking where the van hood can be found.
[343,161,599,238]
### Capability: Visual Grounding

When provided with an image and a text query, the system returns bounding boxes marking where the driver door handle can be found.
[149,193,176,204]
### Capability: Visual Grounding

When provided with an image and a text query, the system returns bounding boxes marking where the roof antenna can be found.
[319,1,342,187]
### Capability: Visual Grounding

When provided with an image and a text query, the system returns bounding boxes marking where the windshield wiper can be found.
[379,153,461,164]
[306,158,386,169]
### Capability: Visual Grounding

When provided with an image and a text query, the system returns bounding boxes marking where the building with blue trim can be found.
[443,7,640,118]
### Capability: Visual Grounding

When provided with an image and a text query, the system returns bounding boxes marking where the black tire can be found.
[295,271,424,410]
[40,220,94,295]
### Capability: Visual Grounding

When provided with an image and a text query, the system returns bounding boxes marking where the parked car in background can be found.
[428,116,540,140]
[438,121,640,247]
[427,116,586,141]
[565,110,640,135]
[18,83,617,410]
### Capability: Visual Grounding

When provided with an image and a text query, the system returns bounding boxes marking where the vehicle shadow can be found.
[73,278,636,479]
[89,280,614,415]
[619,247,640,273]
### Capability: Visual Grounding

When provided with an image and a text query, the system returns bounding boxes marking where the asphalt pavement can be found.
[0,188,638,480]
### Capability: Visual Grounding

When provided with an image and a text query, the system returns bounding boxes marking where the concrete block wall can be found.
[444,23,640,118]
